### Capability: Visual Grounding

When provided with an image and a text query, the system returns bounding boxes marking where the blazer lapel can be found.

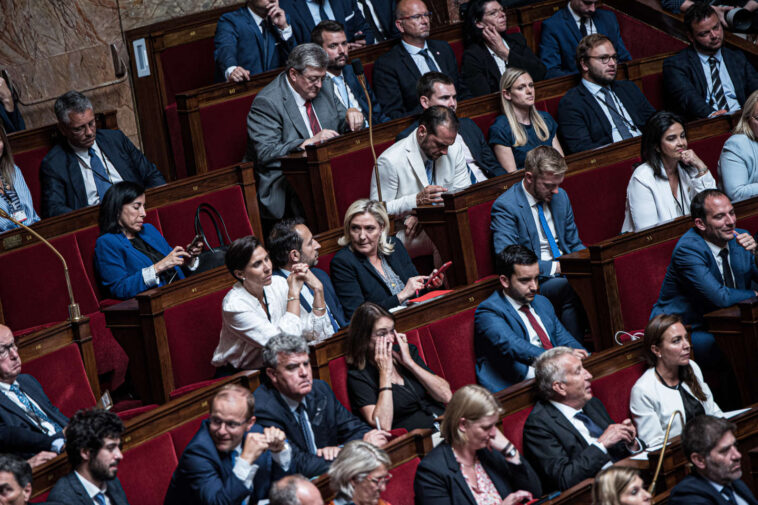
[399,46,423,83]
[721,48,745,102]
[728,239,746,289]
[279,75,311,139]
[548,195,566,254]
[63,147,89,209]
[561,8,582,44]
[292,0,316,31]
[498,291,531,341]
[687,47,709,99]
[0,391,43,432]
[357,252,391,287]
[544,402,588,449]
[244,9,269,67]
[441,444,478,505]
[407,133,428,185]
[314,79,337,130]
[514,184,541,253]
[577,84,612,134]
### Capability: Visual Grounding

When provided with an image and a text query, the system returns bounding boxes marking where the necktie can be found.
[579,17,589,37]
[519,305,553,349]
[721,485,737,504]
[94,492,107,505]
[709,56,729,112]
[720,248,735,288]
[304,100,322,135]
[467,163,477,185]
[333,75,350,108]
[599,87,633,140]
[318,0,329,22]
[417,48,439,73]
[574,411,604,439]
[358,0,385,41]
[536,202,561,259]
[260,20,271,67]
[87,148,112,200]
[296,403,318,454]
[9,384,62,433]
[424,159,435,185]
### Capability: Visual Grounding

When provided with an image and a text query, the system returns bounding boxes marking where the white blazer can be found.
[370,127,471,217]
[621,161,716,233]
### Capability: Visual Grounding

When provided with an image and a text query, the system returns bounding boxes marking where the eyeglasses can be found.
[0,341,17,360]
[209,416,246,430]
[483,7,505,17]
[588,54,619,64]
[297,70,327,84]
[366,473,393,486]
[398,11,432,21]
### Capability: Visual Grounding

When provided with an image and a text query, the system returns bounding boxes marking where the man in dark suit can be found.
[490,146,587,341]
[0,325,67,467]
[663,3,758,121]
[0,76,24,134]
[354,0,398,41]
[475,245,587,392]
[523,347,643,491]
[539,0,631,79]
[39,90,166,218]
[280,0,374,46]
[311,20,390,125]
[165,384,292,505]
[396,72,505,180]
[269,475,324,505]
[372,0,470,119]
[267,217,348,331]
[48,409,130,505]
[254,334,389,478]
[558,34,655,154]
[213,0,297,83]
[671,415,758,505]
[0,453,64,505]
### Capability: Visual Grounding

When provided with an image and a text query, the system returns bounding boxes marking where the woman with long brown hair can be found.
[0,125,39,232]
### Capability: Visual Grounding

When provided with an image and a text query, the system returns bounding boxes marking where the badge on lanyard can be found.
[11,210,27,222]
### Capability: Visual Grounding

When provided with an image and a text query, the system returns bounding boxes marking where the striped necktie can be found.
[708,56,729,112]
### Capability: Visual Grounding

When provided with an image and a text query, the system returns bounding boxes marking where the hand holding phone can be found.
[424,261,452,289]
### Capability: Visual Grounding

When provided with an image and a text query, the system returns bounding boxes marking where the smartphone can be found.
[424,261,452,288]
[189,233,204,250]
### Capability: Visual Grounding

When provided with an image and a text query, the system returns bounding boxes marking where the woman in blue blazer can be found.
[94,181,202,299]
[720,90,758,203]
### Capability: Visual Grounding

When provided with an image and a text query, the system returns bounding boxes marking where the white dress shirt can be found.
[522,181,560,275]
[71,142,124,206]
[696,49,740,114]
[74,471,112,505]
[401,40,441,75]
[568,2,597,35]
[0,381,59,437]
[277,268,336,339]
[231,439,292,498]
[285,77,321,138]
[705,240,735,287]
[707,479,750,505]
[355,0,386,38]
[456,134,486,182]
[504,292,550,379]
[224,8,293,80]
[581,79,641,143]
[486,38,511,77]
[549,401,609,456]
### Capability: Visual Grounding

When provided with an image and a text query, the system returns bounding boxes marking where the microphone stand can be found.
[648,410,684,495]
[351,59,382,202]
[0,209,82,321]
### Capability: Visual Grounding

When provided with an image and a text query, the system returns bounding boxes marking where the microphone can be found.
[0,209,82,321]
[351,58,382,203]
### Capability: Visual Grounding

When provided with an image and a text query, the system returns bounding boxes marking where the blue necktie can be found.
[417,48,439,73]
[296,404,318,454]
[9,384,62,433]
[599,87,632,140]
[574,411,604,439]
[259,20,271,68]
[94,492,107,505]
[425,159,434,185]
[721,485,737,504]
[467,163,477,185]
[536,202,561,259]
[333,75,350,107]
[87,148,112,199]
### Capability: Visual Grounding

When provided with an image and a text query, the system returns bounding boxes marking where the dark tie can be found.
[87,148,112,199]
[709,56,729,112]
[536,202,561,259]
[720,248,735,288]
[296,403,318,454]
[9,384,62,433]
[721,485,737,504]
[259,20,271,67]
[358,0,385,41]
[417,48,439,73]
[579,17,589,37]
[574,411,604,439]
[425,158,435,185]
[304,100,322,135]
[599,87,633,140]
[519,305,553,349]
[94,492,107,505]
[318,0,329,22]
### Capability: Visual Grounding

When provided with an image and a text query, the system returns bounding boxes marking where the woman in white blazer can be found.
[621,111,716,233]
[630,314,722,449]
[720,90,758,202]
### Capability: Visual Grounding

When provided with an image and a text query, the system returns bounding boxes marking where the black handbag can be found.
[194,203,232,273]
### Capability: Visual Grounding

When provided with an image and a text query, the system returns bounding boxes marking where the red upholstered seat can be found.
[160,38,217,105]
[316,250,336,276]
[467,200,496,279]
[417,308,476,391]
[88,312,129,391]
[170,415,208,456]
[738,214,758,231]
[532,21,543,52]
[642,73,664,111]
[200,94,257,171]
[165,103,187,179]
[30,491,49,503]
[328,356,350,410]
[591,362,646,422]
[332,139,394,222]
[383,457,421,505]
[502,406,533,453]
[689,133,730,183]
[615,11,687,59]
[472,113,498,142]
[543,97,562,119]
[13,147,47,214]
[22,343,96,418]
[364,61,375,87]
[119,433,179,505]
[449,40,464,67]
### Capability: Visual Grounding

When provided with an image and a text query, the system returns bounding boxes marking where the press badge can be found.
[12,210,27,222]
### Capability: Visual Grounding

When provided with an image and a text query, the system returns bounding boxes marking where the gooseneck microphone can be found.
[351,58,382,202]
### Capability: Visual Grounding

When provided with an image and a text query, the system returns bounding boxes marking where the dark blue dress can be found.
[488,110,558,169]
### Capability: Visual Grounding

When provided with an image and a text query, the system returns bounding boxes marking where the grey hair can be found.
[286,43,329,73]
[534,347,575,400]
[263,333,309,370]
[328,440,391,499]
[0,453,32,488]
[54,90,93,125]
[269,474,312,505]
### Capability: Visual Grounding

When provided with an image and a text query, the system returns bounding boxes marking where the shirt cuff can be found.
[271,442,292,471]
[550,261,558,276]
[233,459,258,489]
[50,436,65,454]
[142,266,159,287]
[280,25,293,40]
[592,441,608,454]
[188,256,200,271]
[225,66,238,80]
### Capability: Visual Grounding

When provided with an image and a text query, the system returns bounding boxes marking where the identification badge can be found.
[11,210,27,222]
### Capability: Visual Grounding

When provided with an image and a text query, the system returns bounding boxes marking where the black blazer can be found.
[253,379,370,478]
[413,442,542,505]
[372,39,471,119]
[48,472,130,505]
[557,80,656,155]
[396,117,505,179]
[670,473,758,505]
[523,398,636,491]
[342,65,391,124]
[0,102,24,133]
[663,46,758,120]
[461,33,546,97]
[39,129,166,218]
[330,236,420,319]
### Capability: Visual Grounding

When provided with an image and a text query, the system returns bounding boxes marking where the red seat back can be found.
[417,309,476,391]
[119,433,179,505]
[169,415,208,457]
[364,61,375,87]
[467,200,496,278]
[316,250,336,276]
[689,133,730,183]
[160,38,217,105]
[12,147,47,214]
[328,356,350,410]
[383,457,421,505]
[472,113,498,142]
[502,406,533,453]
[449,40,464,67]
[331,140,394,222]
[532,21,543,52]
[591,362,646,422]
[615,11,687,59]
[165,103,187,179]
[543,96,561,119]
[642,73,665,111]
[200,94,257,171]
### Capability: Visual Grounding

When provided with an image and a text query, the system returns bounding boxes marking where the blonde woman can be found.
[592,467,651,505]
[488,68,563,173]
[719,89,758,202]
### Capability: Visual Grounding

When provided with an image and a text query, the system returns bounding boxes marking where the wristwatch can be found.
[503,445,517,458]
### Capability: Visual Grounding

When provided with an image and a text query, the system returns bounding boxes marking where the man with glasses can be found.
[245,43,364,226]
[539,0,631,79]
[557,33,655,154]
[0,325,68,468]
[372,0,470,119]
[165,384,292,505]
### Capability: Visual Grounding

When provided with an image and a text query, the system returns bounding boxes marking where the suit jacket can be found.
[253,379,370,478]
[491,182,585,278]
[274,267,348,328]
[39,129,166,218]
[95,223,185,300]
[340,65,390,124]
[539,7,632,79]
[0,374,68,459]
[48,472,129,505]
[280,0,374,43]
[523,398,634,491]
[372,126,471,217]
[245,72,349,219]
[663,46,758,120]
[330,237,420,319]
[670,473,758,505]
[361,0,398,39]
[651,228,758,329]
[461,34,546,97]
[213,7,297,82]
[0,103,24,133]
[474,291,585,392]
[396,117,505,179]
[557,80,656,154]
[372,39,471,119]
[413,442,542,505]
[164,420,286,505]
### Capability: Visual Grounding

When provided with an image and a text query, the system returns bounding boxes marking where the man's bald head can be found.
[395,0,431,44]
[0,325,20,384]
[269,475,324,505]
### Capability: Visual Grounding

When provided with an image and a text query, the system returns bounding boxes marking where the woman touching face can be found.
[476,0,507,32]
[658,122,688,165]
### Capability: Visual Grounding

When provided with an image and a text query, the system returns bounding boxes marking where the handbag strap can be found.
[194,203,232,252]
